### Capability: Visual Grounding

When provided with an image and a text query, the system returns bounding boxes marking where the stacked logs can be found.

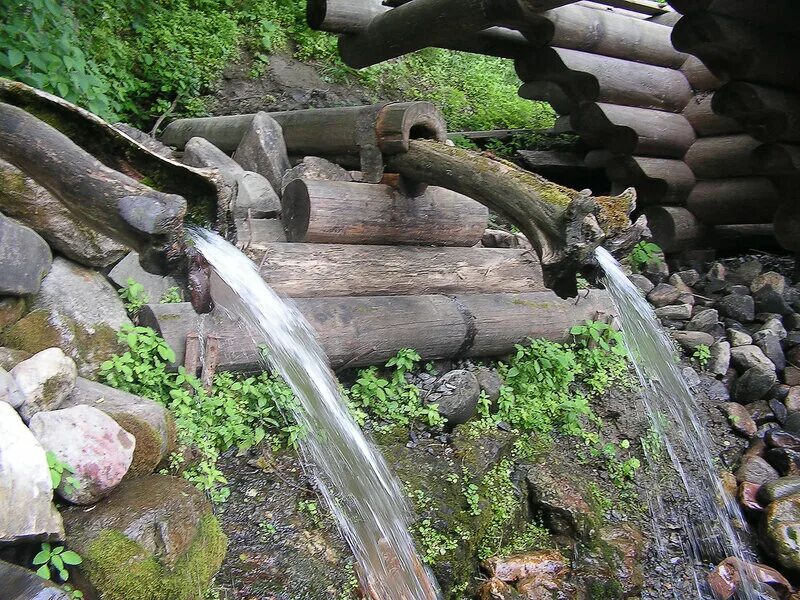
[668,0,800,253]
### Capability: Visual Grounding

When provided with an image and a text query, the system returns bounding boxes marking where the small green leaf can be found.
[7,48,24,67]
[33,550,50,565]
[36,565,51,580]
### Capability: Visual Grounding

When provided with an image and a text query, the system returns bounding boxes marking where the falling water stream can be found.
[595,247,758,599]
[189,228,441,600]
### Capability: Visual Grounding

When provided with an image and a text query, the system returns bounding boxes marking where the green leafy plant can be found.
[570,320,627,356]
[33,542,82,583]
[160,286,183,303]
[693,344,711,369]
[118,278,149,315]
[297,499,324,528]
[629,241,663,272]
[46,451,80,494]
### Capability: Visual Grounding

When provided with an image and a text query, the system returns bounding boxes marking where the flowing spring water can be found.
[189,228,441,600]
[595,247,758,599]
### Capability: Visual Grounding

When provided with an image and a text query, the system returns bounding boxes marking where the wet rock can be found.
[477,577,522,599]
[0,559,71,599]
[281,156,351,192]
[771,399,789,425]
[655,304,692,320]
[765,448,800,476]
[61,378,176,478]
[686,308,720,334]
[731,345,775,372]
[719,294,756,323]
[0,159,127,267]
[759,477,800,505]
[752,272,787,296]
[772,385,791,401]
[578,524,645,597]
[0,346,30,371]
[234,112,291,195]
[474,367,504,404]
[785,412,800,436]
[484,550,570,586]
[29,405,135,504]
[784,366,800,387]
[734,367,778,403]
[747,401,776,426]
[627,274,654,295]
[739,482,764,513]
[3,257,131,377]
[0,214,52,295]
[642,257,670,285]
[722,402,758,437]
[759,317,788,340]
[683,366,701,388]
[525,466,592,539]
[0,297,25,330]
[765,430,800,451]
[647,283,680,307]
[108,252,182,303]
[785,387,800,413]
[728,328,754,347]
[672,269,701,287]
[0,366,25,408]
[762,494,800,572]
[754,286,793,317]
[62,474,226,599]
[0,402,64,543]
[709,341,732,377]
[708,557,791,600]
[10,347,77,422]
[735,455,780,485]
[756,334,787,372]
[673,330,714,351]
[428,369,480,425]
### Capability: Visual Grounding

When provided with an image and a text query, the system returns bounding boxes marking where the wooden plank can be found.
[686,177,780,225]
[684,134,761,179]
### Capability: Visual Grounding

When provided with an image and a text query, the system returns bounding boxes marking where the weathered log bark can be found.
[515,47,692,113]
[672,14,800,91]
[571,103,696,158]
[243,243,545,297]
[605,156,695,205]
[682,92,742,136]
[282,179,487,246]
[140,290,615,371]
[684,134,761,179]
[643,205,710,252]
[712,83,800,143]
[679,55,724,92]
[774,201,800,252]
[686,177,780,224]
[752,144,800,176]
[0,102,186,272]
[335,0,562,68]
[384,139,639,297]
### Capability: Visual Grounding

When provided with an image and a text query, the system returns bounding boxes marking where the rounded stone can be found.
[10,347,77,422]
[430,369,481,425]
[762,494,800,573]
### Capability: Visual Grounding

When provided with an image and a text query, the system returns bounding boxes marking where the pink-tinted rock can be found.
[28,405,135,504]
[477,577,522,600]
[738,482,764,513]
[484,550,570,585]
[708,557,791,600]
[721,402,758,437]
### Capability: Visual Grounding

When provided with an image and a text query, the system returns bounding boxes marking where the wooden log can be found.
[571,103,696,158]
[235,218,287,249]
[515,47,692,113]
[712,82,800,143]
[686,177,780,225]
[672,14,800,91]
[516,150,595,174]
[532,4,686,68]
[774,201,800,252]
[752,144,800,176]
[679,56,723,92]
[713,224,781,252]
[669,0,800,34]
[0,102,186,273]
[517,81,576,115]
[281,180,488,246]
[643,206,710,252]
[605,156,695,205]
[684,134,761,179]
[682,92,741,136]
[241,243,545,297]
[139,290,614,371]
[647,11,681,27]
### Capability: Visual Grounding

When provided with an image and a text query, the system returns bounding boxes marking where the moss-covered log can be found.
[385,139,638,297]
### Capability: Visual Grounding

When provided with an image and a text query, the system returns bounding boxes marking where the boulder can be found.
[735,455,779,485]
[108,252,181,304]
[751,272,787,296]
[280,156,351,193]
[647,283,680,307]
[727,328,753,347]
[754,286,793,317]
[10,347,77,422]
[484,549,571,585]
[0,402,64,543]
[525,465,593,538]
[61,378,176,478]
[755,333,786,372]
[473,367,504,404]
[672,269,700,287]
[0,213,51,295]
[762,494,800,572]
[233,171,280,218]
[62,475,227,600]
[733,367,778,404]
[766,429,800,451]
[730,345,775,373]
[765,448,800,477]
[719,294,755,323]
[234,112,291,196]
[182,136,242,173]
[0,559,71,599]
[3,257,132,376]
[685,309,720,334]
[428,369,480,426]
[785,387,800,413]
[29,405,135,504]
[672,330,714,351]
[0,159,127,267]
[758,317,788,340]
[655,304,692,320]
[759,477,800,505]
[721,402,757,437]
[0,297,26,330]
[708,341,731,377]
[0,366,25,408]
[745,400,774,426]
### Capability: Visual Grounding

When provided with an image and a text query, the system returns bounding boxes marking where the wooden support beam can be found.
[643,205,710,252]
[712,82,800,144]
[281,180,488,246]
[684,134,761,179]
[686,177,780,225]
[682,92,742,136]
[571,103,696,158]
[605,156,695,205]
[515,47,692,113]
[139,291,615,372]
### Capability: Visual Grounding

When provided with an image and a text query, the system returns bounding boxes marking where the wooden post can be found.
[201,334,221,392]
[686,178,780,225]
[684,134,761,179]
[184,333,202,377]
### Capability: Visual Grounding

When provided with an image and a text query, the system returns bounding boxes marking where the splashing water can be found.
[595,247,758,599]
[189,228,441,600]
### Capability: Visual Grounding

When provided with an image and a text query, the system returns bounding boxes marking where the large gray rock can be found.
[0,160,127,268]
[734,366,778,404]
[29,405,135,504]
[727,328,753,347]
[756,333,786,372]
[731,345,775,372]
[719,293,755,323]
[235,218,287,248]
[647,283,680,307]
[0,402,64,543]
[3,258,131,376]
[10,347,77,422]
[735,455,779,485]
[61,378,176,478]
[473,367,504,404]
[685,309,720,334]
[729,260,762,286]
[0,366,25,408]
[627,274,654,295]
[108,252,181,303]
[672,330,714,351]
[708,341,731,377]
[0,559,71,599]
[281,156,351,193]
[234,112,292,196]
[655,304,692,320]
[754,286,793,317]
[0,213,51,295]
[428,369,480,425]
